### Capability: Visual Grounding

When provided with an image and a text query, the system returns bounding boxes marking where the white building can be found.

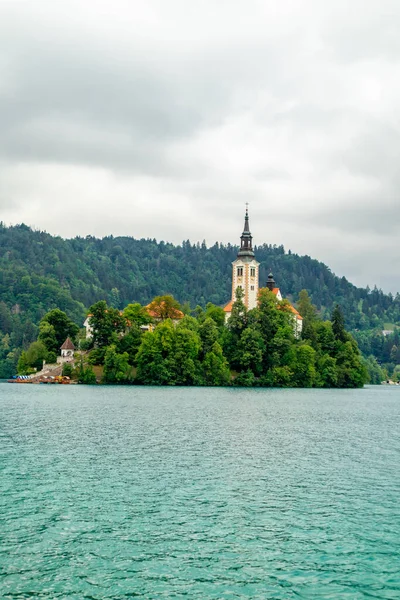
[223,210,303,337]
[83,315,94,339]
[223,207,259,316]
[58,337,75,363]
[263,272,303,337]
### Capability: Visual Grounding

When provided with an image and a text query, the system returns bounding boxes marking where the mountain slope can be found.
[0,223,399,331]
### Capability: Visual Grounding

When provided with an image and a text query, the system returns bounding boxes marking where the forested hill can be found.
[1,223,400,336]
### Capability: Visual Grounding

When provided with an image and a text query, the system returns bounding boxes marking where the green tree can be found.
[38,321,58,354]
[236,327,265,375]
[103,345,132,383]
[40,309,79,351]
[136,323,174,385]
[62,363,73,377]
[335,340,367,388]
[332,305,347,342]
[198,317,219,357]
[227,287,248,334]
[88,301,126,348]
[76,356,97,384]
[314,321,336,354]
[123,303,152,327]
[234,369,256,387]
[146,295,183,321]
[136,320,201,385]
[204,303,226,328]
[117,325,143,366]
[297,289,318,341]
[256,289,294,370]
[17,341,48,373]
[290,344,317,387]
[362,355,384,385]
[315,355,338,388]
[201,341,231,386]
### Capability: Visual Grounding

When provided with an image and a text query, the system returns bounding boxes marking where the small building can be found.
[83,315,94,339]
[261,273,303,337]
[59,337,75,363]
[382,330,393,337]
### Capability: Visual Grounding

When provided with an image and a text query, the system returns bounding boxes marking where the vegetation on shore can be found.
[17,291,369,388]
[0,223,398,380]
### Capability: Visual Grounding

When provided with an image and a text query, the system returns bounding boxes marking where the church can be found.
[223,208,303,336]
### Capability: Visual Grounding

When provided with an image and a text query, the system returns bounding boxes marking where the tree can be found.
[297,289,318,341]
[332,305,347,342]
[234,369,256,387]
[256,289,294,370]
[201,341,231,386]
[88,301,126,348]
[204,303,226,328]
[117,325,143,365]
[315,355,338,388]
[38,321,58,354]
[62,363,73,377]
[103,345,132,383]
[236,327,265,375]
[76,356,97,384]
[123,303,152,327]
[136,320,201,385]
[198,317,219,357]
[17,341,48,373]
[269,365,293,387]
[227,287,248,334]
[146,295,183,321]
[335,340,367,388]
[362,355,384,385]
[290,344,317,387]
[40,309,79,351]
[136,322,174,385]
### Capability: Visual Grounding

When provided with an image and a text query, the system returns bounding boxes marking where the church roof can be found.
[287,305,303,320]
[259,287,303,320]
[237,206,255,258]
[223,300,234,313]
[60,337,75,350]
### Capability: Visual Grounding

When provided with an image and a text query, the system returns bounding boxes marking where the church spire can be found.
[266,272,276,291]
[238,203,254,257]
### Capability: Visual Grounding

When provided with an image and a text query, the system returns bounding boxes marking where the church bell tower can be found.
[231,206,260,309]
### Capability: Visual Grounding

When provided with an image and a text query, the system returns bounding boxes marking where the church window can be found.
[251,285,254,291]
[237,267,243,277]
[250,267,255,277]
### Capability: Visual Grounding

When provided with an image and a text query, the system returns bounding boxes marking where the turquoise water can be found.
[0,385,399,599]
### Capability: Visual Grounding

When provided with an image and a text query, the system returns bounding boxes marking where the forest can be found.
[17,292,367,388]
[0,223,399,380]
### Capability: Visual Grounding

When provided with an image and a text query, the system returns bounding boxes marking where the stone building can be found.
[59,337,75,362]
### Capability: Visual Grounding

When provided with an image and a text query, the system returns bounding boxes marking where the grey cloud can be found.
[0,0,399,292]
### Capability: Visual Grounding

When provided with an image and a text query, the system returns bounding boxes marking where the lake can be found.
[0,385,399,599]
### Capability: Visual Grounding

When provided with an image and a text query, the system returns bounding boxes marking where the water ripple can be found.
[0,385,399,599]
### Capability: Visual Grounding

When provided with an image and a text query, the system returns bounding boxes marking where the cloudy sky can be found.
[0,0,399,293]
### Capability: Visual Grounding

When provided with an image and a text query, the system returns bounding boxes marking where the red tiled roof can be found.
[223,300,233,313]
[258,287,280,296]
[287,304,303,319]
[259,287,303,320]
